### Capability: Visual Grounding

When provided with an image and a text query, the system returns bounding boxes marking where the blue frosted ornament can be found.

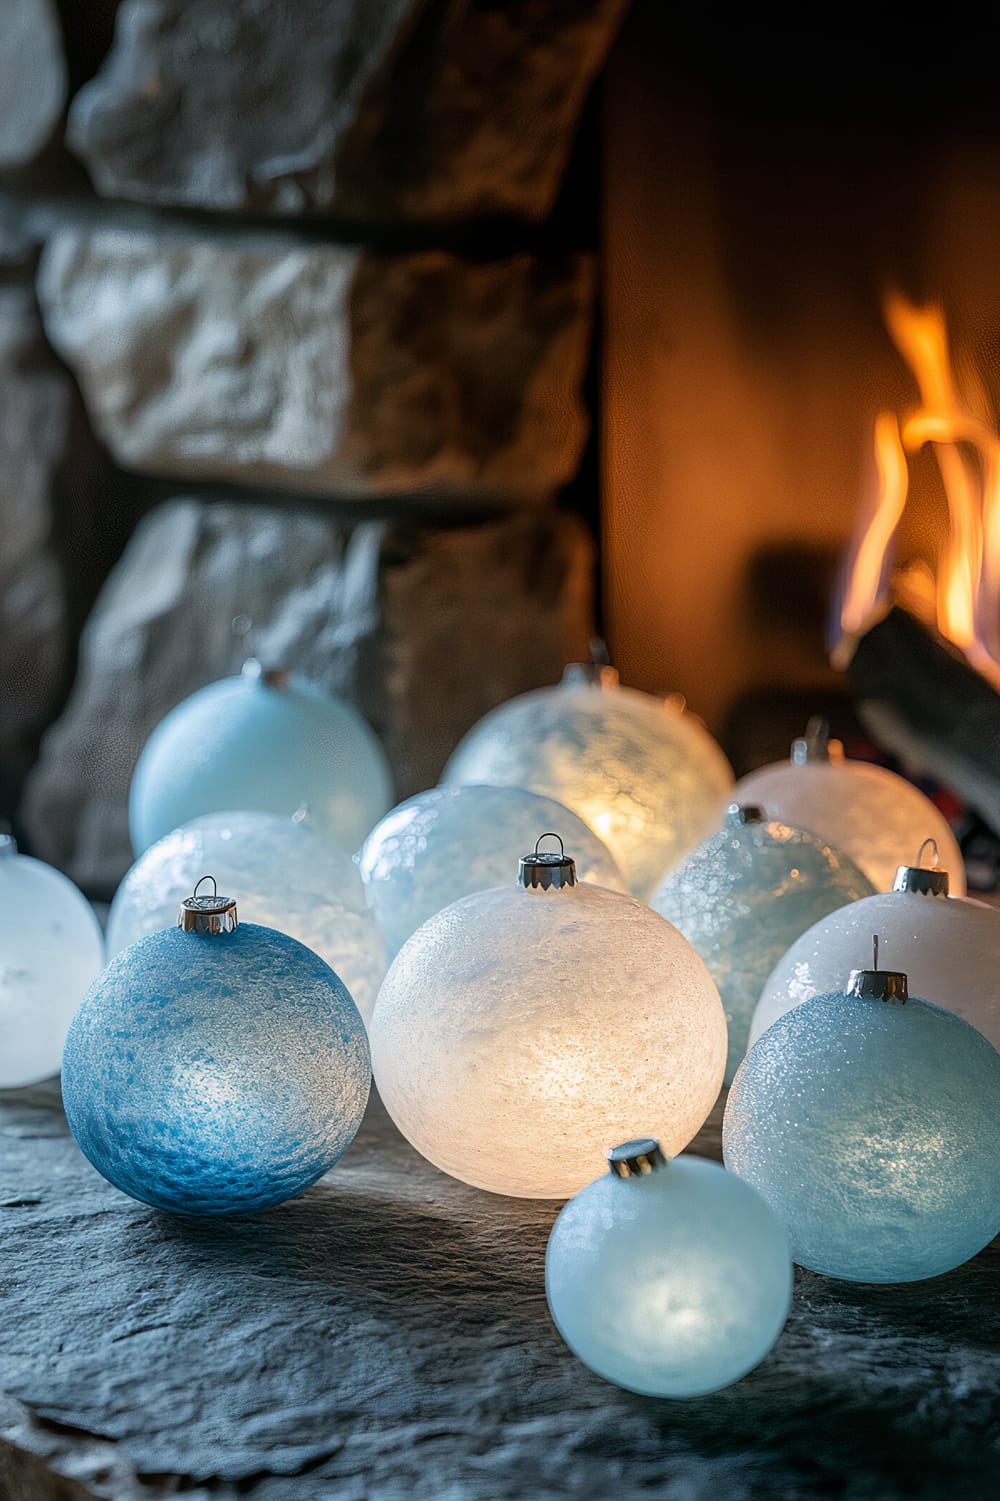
[651,804,876,1083]
[358,783,626,960]
[61,879,371,1215]
[723,941,1000,1282]
[442,662,733,900]
[128,656,394,858]
[545,1140,792,1397]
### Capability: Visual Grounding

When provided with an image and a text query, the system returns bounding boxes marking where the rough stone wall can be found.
[0,0,630,895]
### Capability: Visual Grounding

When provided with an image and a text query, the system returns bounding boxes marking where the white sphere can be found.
[0,841,105,1088]
[730,753,965,896]
[106,811,387,1024]
[369,866,728,1198]
[442,668,734,900]
[750,886,1000,1052]
[358,784,627,959]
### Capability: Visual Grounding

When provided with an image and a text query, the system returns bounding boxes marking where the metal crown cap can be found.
[847,935,908,1004]
[178,875,238,935]
[727,802,765,825]
[791,715,845,765]
[607,1139,667,1178]
[892,838,949,896]
[518,832,577,891]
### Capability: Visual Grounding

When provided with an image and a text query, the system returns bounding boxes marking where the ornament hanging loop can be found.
[917,837,940,869]
[179,874,239,935]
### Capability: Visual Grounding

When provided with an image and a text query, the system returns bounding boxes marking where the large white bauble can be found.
[106,811,387,1024]
[358,783,626,960]
[369,854,728,1198]
[442,666,734,900]
[0,837,105,1088]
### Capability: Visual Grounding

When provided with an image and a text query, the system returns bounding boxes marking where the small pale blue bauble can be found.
[62,892,371,1216]
[651,804,875,1082]
[546,1141,792,1397]
[723,961,1000,1282]
[358,784,626,959]
[128,661,394,858]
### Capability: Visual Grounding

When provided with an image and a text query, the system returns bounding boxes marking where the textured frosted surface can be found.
[369,880,727,1198]
[728,759,965,896]
[0,852,105,1088]
[442,681,733,899]
[546,1154,792,1396]
[106,810,387,1024]
[61,924,371,1215]
[651,813,875,1083]
[750,889,1000,1051]
[358,784,626,959]
[724,993,1000,1282]
[128,671,394,858]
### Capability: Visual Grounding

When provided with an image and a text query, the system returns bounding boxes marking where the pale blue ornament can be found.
[128,660,394,859]
[442,664,733,900]
[723,955,1000,1282]
[545,1141,792,1398]
[358,784,626,960]
[62,888,371,1216]
[650,804,876,1083]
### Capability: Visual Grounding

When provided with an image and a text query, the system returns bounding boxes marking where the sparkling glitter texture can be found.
[750,888,1000,1052]
[441,674,733,900]
[128,670,394,859]
[651,808,875,1083]
[106,811,387,1025]
[729,757,965,897]
[369,878,727,1198]
[0,848,105,1088]
[358,784,626,960]
[723,992,1000,1282]
[62,923,371,1216]
[545,1153,792,1397]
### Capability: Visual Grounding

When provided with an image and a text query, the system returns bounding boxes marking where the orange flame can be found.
[836,291,1000,688]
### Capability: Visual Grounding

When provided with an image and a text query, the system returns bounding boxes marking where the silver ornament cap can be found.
[727,802,765,826]
[178,875,238,935]
[607,1138,667,1178]
[847,934,908,1004]
[892,838,949,897]
[518,832,577,891]
[791,715,846,766]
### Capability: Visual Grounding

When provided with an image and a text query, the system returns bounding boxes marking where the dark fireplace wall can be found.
[0,0,630,898]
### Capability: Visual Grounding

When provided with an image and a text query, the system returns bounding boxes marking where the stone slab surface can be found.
[36,226,594,502]
[1,1081,997,1501]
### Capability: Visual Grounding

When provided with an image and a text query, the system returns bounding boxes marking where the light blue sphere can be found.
[650,805,875,1083]
[358,784,626,960]
[546,1146,792,1397]
[723,990,1000,1282]
[61,922,371,1215]
[128,666,394,858]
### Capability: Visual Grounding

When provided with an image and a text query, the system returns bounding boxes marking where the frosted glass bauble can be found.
[729,731,964,896]
[128,664,394,858]
[724,987,1000,1281]
[0,839,105,1088]
[369,858,727,1198]
[651,806,876,1083]
[62,920,371,1215]
[358,784,626,960]
[750,884,1000,1052]
[442,666,734,900]
[107,810,387,1025]
[546,1143,792,1397]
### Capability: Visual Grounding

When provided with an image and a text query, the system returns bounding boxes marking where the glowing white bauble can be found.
[442,665,734,900]
[750,857,1000,1051]
[106,811,387,1025]
[546,1142,792,1397]
[0,835,105,1088]
[358,784,626,959]
[369,840,727,1198]
[729,719,964,896]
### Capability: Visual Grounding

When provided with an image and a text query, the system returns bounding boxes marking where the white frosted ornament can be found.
[546,1140,792,1397]
[128,656,394,859]
[369,835,728,1198]
[106,810,387,1025]
[0,833,105,1088]
[750,843,1000,1051]
[358,783,626,960]
[442,663,734,900]
[729,718,965,896]
[651,804,876,1083]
